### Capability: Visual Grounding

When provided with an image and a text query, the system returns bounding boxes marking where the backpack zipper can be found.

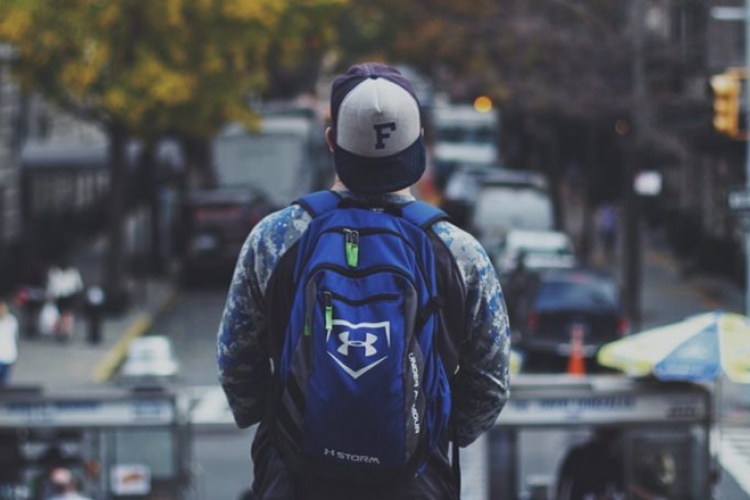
[309,263,417,290]
[324,290,399,306]
[299,228,431,292]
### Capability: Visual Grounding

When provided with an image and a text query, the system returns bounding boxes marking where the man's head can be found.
[49,467,76,493]
[328,62,425,195]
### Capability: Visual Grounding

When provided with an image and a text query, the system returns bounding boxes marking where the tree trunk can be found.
[104,122,128,312]
[139,142,163,272]
[182,135,215,189]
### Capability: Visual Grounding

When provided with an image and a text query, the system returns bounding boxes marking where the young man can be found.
[218,62,510,499]
[0,300,19,386]
[45,468,93,500]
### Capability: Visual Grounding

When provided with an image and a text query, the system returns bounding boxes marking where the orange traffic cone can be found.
[566,325,587,376]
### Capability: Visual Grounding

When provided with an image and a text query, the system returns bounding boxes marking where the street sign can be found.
[711,6,745,21]
[728,189,750,211]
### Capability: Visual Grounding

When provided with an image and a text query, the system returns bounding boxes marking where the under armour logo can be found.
[373,122,397,150]
[326,319,391,380]
[338,332,378,357]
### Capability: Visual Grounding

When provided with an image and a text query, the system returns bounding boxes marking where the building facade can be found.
[0,44,21,255]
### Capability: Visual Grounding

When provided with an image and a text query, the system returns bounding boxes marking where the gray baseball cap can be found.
[330,63,426,195]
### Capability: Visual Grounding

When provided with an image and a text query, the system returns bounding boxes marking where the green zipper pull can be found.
[324,292,333,332]
[304,319,311,337]
[344,229,359,268]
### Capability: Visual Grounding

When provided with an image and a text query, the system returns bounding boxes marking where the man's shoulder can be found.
[431,221,492,265]
[430,220,500,295]
[242,204,312,292]
[254,204,311,234]
[248,205,312,250]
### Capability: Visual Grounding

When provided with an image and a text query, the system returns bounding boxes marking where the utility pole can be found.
[624,0,648,330]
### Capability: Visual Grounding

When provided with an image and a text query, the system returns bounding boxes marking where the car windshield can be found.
[534,277,618,311]
[437,125,495,144]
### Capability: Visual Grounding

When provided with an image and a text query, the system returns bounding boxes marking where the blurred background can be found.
[0,0,750,499]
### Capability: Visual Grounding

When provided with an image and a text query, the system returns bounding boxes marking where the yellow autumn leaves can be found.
[0,0,338,138]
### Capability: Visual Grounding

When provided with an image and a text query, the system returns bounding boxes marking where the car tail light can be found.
[527,312,538,332]
[248,213,262,227]
[617,317,629,337]
[195,207,243,223]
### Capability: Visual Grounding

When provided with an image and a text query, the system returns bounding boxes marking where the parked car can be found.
[512,269,628,372]
[121,336,179,380]
[180,108,323,283]
[180,188,272,282]
[441,163,497,228]
[495,229,577,280]
[431,103,500,188]
[470,177,554,256]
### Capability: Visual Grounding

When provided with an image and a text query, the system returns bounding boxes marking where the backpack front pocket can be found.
[300,267,419,468]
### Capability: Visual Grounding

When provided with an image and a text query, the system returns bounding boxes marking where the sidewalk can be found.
[562,185,749,414]
[10,237,179,388]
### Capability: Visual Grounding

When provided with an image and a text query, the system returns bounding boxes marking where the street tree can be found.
[0,0,340,305]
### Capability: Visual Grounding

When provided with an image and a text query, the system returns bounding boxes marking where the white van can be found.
[432,104,500,166]
[495,229,576,277]
[470,184,554,254]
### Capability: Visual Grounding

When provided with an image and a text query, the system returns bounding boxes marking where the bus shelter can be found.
[0,386,192,500]
[468,375,714,500]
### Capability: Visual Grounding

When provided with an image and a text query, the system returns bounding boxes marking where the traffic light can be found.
[711,72,741,137]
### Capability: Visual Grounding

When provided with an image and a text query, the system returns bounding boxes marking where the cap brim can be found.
[334,138,426,195]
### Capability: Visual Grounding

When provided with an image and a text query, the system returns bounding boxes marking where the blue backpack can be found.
[274,191,456,485]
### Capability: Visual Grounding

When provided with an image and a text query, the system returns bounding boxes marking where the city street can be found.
[4,2,750,499]
[138,289,253,500]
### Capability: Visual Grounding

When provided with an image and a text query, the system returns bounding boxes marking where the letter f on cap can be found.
[373,122,397,150]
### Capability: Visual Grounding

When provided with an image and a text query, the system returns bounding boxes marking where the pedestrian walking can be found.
[597,203,618,262]
[0,300,19,386]
[218,62,511,499]
[83,286,105,344]
[15,253,48,339]
[506,251,534,326]
[46,259,84,342]
[555,427,624,500]
[44,468,92,500]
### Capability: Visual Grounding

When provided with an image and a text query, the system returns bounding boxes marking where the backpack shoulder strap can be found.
[294,190,342,218]
[401,201,449,230]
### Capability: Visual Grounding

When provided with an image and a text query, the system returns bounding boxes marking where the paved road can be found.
[145,286,253,500]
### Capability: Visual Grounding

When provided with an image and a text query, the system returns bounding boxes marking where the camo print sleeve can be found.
[433,221,511,447]
[217,206,311,428]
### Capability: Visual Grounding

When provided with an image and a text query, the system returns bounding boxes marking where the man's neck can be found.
[330,179,412,196]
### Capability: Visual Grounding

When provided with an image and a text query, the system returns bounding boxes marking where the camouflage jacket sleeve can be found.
[217,206,310,428]
[433,222,511,447]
